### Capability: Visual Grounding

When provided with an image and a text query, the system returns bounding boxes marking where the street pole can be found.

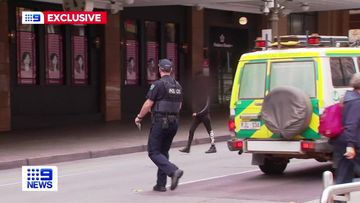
[270,0,280,48]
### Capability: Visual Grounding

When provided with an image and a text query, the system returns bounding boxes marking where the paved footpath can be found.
[0,111,229,170]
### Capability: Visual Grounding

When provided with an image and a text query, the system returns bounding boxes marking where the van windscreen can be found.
[239,63,266,99]
[270,61,316,97]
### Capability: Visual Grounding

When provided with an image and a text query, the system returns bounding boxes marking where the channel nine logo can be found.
[22,11,107,25]
[22,166,58,191]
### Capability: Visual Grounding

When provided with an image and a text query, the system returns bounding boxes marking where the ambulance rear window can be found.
[239,63,266,99]
[270,61,316,97]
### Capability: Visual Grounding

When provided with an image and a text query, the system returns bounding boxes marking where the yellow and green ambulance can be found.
[227,36,360,175]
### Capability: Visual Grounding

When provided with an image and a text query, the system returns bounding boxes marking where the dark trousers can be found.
[185,114,213,149]
[148,119,178,187]
[332,147,360,203]
[335,147,360,184]
[335,155,359,203]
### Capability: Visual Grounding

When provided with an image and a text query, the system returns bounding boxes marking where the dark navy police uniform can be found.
[146,75,183,188]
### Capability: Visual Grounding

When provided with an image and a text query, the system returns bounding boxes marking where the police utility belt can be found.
[152,112,178,128]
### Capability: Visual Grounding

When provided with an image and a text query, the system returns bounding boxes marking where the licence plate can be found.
[240,121,261,130]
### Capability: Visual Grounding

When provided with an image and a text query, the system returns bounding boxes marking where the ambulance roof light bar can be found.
[307,33,321,46]
[255,37,267,48]
[255,33,349,50]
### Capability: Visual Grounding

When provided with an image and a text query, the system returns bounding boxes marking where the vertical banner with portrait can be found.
[145,21,159,84]
[16,7,36,85]
[124,20,139,85]
[166,43,178,79]
[71,26,88,85]
[146,42,159,84]
[165,23,178,79]
[45,25,63,84]
[125,40,139,85]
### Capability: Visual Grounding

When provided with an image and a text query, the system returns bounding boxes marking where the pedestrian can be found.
[179,71,217,154]
[331,73,360,189]
[135,58,184,192]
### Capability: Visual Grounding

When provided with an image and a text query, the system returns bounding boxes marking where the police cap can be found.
[158,58,172,72]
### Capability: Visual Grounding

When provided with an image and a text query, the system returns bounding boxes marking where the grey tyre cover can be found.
[261,86,313,139]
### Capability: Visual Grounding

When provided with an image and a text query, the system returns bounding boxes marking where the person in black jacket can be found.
[179,71,216,154]
[331,73,360,187]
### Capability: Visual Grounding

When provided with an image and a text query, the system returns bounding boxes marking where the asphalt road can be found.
[0,142,333,203]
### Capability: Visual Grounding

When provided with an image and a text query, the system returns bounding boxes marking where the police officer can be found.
[135,58,183,192]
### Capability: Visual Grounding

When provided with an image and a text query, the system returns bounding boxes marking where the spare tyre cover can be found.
[261,86,313,139]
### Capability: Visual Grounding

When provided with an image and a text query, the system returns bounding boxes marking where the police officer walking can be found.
[135,58,184,192]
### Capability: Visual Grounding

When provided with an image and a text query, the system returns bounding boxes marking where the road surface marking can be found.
[175,169,259,186]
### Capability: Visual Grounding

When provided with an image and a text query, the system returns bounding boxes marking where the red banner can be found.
[43,12,107,25]
[17,32,36,84]
[72,35,88,85]
[166,42,178,79]
[125,40,139,85]
[146,41,159,84]
[45,34,63,84]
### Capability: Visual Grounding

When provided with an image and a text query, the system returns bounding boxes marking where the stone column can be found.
[188,7,204,76]
[0,0,11,131]
[103,12,121,121]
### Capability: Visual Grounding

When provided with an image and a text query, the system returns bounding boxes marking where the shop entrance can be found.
[209,27,249,105]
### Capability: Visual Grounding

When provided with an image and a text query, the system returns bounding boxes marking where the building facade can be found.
[0,0,359,131]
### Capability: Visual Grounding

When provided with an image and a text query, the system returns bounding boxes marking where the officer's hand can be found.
[135,117,142,124]
[192,113,197,117]
[344,147,356,160]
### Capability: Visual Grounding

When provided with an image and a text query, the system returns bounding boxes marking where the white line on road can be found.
[171,160,324,187]
[175,169,260,186]
[0,182,19,187]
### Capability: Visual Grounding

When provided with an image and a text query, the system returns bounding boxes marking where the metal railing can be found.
[320,171,360,203]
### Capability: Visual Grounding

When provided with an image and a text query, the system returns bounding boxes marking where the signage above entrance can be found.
[213,34,233,48]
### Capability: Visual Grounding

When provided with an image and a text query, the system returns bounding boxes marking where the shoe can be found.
[179,147,190,153]
[170,169,184,190]
[153,185,166,192]
[205,145,217,153]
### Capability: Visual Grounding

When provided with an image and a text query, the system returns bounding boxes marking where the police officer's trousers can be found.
[148,118,179,187]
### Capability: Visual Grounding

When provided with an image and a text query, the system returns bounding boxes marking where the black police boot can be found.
[205,145,217,153]
[179,146,190,153]
[170,169,184,190]
[153,185,166,192]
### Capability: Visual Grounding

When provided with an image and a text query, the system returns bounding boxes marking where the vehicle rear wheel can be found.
[259,158,288,175]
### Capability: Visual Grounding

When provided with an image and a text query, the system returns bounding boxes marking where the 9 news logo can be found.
[22,11,45,24]
[22,166,58,191]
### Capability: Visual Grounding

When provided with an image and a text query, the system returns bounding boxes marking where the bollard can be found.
[320,171,353,203]
[323,170,334,189]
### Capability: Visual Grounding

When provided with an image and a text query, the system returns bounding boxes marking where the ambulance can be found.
[227,34,360,175]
